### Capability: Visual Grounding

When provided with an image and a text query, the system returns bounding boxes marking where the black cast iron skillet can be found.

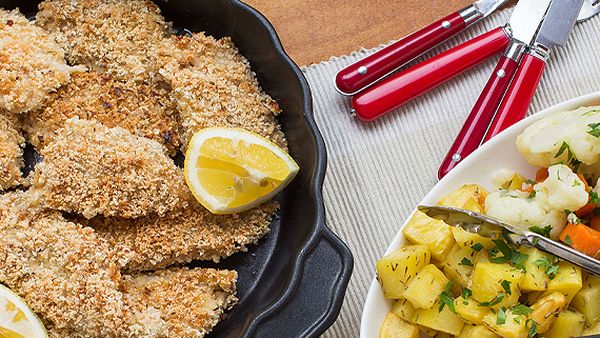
[0,0,354,337]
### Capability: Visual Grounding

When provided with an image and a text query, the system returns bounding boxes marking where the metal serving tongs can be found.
[417,205,600,277]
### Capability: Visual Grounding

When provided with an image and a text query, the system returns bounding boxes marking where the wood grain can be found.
[245,0,474,66]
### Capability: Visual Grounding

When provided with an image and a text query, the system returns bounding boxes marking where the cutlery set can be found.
[335,0,600,179]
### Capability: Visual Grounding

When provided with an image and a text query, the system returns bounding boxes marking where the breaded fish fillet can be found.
[0,8,83,113]
[24,72,181,153]
[0,191,136,337]
[36,0,171,81]
[158,33,287,150]
[0,192,237,338]
[122,268,237,338]
[32,118,187,219]
[88,196,277,272]
[0,112,25,190]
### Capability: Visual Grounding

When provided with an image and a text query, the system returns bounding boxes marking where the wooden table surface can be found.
[245,0,474,66]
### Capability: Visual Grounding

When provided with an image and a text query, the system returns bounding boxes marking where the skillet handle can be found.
[250,226,353,338]
[527,232,600,277]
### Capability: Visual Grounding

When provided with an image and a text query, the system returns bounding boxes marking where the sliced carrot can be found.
[559,223,600,259]
[535,167,549,183]
[577,203,597,218]
[591,216,600,232]
[521,184,534,194]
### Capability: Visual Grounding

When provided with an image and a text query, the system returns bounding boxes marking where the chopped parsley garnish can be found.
[528,189,536,198]
[501,280,512,295]
[438,281,456,313]
[525,179,536,185]
[573,179,582,187]
[459,257,474,267]
[527,319,538,337]
[511,304,533,316]
[591,191,600,205]
[533,256,560,279]
[528,225,552,238]
[588,122,600,138]
[471,243,483,251]
[461,287,472,300]
[497,307,507,325]
[564,235,573,246]
[554,142,581,170]
[479,294,505,307]
[489,239,528,270]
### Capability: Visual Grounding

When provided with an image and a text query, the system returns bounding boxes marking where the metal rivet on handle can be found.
[350,109,357,117]
[358,66,368,75]
[451,153,461,162]
[497,69,506,78]
[442,21,451,29]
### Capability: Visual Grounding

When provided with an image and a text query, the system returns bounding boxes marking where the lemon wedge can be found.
[184,127,299,214]
[0,285,47,338]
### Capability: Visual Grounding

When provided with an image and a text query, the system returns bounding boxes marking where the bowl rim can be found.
[359,91,600,337]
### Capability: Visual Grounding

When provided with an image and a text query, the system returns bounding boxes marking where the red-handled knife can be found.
[334,0,509,96]
[483,0,586,142]
[351,0,553,122]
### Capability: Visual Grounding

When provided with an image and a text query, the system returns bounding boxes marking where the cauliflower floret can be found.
[516,106,600,168]
[485,190,566,238]
[485,165,587,238]
[535,164,589,212]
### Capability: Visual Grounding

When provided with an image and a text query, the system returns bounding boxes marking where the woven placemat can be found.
[301,8,600,337]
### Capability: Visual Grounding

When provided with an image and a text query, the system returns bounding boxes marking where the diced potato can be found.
[528,261,582,303]
[482,310,528,338]
[454,296,488,325]
[583,320,600,335]
[402,211,455,262]
[458,324,500,338]
[471,262,523,309]
[499,173,527,190]
[402,264,448,309]
[572,273,600,324]
[376,245,431,299]
[529,292,568,333]
[518,247,551,292]
[544,309,585,338]
[442,246,477,288]
[379,313,420,338]
[451,227,495,250]
[392,299,416,323]
[438,184,488,212]
[414,305,465,336]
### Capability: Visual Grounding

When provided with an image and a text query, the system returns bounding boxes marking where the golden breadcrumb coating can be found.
[158,33,287,150]
[0,191,135,337]
[24,72,181,153]
[36,0,171,81]
[87,194,277,272]
[123,268,237,338]
[0,112,24,190]
[0,8,83,114]
[32,118,187,219]
[0,192,237,337]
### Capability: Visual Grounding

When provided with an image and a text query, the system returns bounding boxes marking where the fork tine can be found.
[577,0,600,22]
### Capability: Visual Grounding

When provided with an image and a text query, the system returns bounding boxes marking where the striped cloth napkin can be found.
[301,7,600,337]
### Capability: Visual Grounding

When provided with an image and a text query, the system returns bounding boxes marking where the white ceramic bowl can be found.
[359,92,600,338]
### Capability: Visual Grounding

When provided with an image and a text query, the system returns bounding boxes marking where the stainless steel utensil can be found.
[418,205,600,277]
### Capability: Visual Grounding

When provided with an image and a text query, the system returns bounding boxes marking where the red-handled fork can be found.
[334,0,509,96]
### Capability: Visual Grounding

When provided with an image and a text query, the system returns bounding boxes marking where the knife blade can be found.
[484,0,586,140]
[351,0,553,122]
[437,0,553,177]
[417,205,600,277]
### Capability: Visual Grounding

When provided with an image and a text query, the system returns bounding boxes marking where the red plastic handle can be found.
[483,53,546,142]
[438,55,519,179]
[352,27,510,122]
[335,12,468,95]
